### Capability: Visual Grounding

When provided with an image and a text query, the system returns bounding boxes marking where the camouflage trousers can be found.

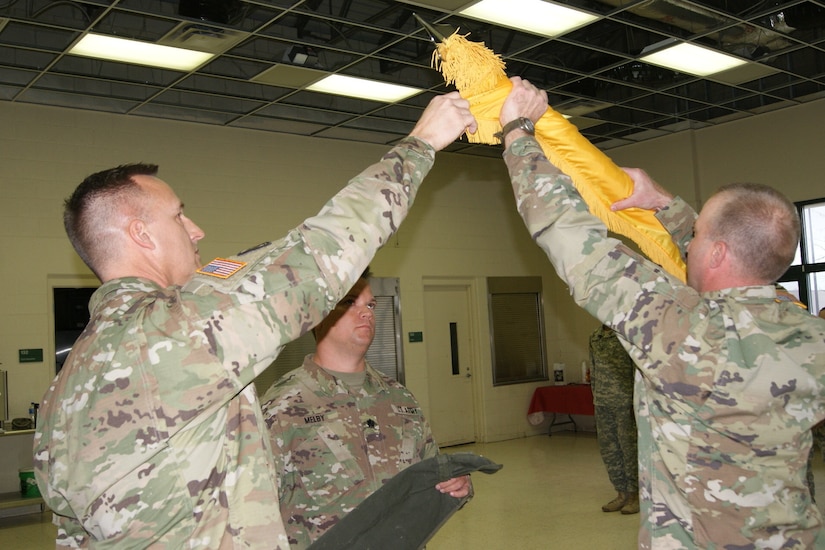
[595,404,639,493]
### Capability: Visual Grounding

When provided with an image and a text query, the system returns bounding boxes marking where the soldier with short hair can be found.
[498,76,825,549]
[32,93,478,549]
[261,270,471,549]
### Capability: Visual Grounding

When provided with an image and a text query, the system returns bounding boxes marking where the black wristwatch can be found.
[494,117,535,143]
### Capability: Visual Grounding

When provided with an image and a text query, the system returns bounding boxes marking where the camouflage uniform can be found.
[589,325,638,496]
[775,286,824,501]
[32,137,436,549]
[504,137,825,549]
[260,356,438,549]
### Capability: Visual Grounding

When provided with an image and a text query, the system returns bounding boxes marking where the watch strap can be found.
[494,117,534,142]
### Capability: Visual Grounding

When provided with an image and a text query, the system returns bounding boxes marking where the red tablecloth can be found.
[527,384,594,425]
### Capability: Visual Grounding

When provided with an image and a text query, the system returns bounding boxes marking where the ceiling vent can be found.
[159,23,248,54]
[178,0,244,26]
[556,99,613,118]
[597,0,793,56]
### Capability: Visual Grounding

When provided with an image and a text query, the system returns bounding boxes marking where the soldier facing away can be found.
[497,76,825,549]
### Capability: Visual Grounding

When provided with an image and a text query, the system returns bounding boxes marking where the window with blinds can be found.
[487,276,548,386]
[254,277,404,396]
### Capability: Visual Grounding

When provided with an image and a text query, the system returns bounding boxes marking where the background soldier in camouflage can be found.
[32,93,477,549]
[498,77,825,549]
[261,270,471,549]
[589,324,638,515]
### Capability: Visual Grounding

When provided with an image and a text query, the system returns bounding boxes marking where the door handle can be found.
[450,322,459,375]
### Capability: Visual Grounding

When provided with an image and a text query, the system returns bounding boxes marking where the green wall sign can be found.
[19,349,43,363]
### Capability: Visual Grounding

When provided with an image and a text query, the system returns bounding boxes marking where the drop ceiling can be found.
[2,0,824,157]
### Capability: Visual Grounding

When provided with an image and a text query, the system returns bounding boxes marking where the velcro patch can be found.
[392,405,421,416]
[197,257,247,279]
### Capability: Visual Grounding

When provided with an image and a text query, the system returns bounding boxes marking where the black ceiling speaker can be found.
[178,0,244,26]
[780,5,825,31]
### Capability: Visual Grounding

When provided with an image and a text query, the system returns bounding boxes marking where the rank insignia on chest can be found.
[197,257,247,279]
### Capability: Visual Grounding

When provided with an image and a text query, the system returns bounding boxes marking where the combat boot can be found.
[621,492,639,515]
[601,492,629,512]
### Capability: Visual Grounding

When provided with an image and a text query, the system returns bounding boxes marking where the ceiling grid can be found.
[1,0,823,156]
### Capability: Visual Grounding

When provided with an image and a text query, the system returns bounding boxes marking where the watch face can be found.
[522,118,535,133]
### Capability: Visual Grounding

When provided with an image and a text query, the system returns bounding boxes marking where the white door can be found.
[423,283,475,446]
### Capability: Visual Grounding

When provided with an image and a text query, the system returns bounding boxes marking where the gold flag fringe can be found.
[435,33,510,144]
[432,32,686,280]
[435,32,508,96]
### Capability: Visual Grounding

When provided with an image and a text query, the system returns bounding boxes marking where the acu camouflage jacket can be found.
[505,137,825,550]
[32,137,435,549]
[261,356,437,549]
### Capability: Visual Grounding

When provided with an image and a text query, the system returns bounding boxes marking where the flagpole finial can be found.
[413,13,450,43]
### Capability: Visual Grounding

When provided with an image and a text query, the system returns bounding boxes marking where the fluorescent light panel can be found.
[69,33,214,71]
[460,0,598,37]
[640,42,747,77]
[306,74,422,102]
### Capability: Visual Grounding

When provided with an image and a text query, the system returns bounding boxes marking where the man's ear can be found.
[128,219,155,250]
[709,240,727,269]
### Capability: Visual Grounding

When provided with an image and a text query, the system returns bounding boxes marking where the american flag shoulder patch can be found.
[197,257,247,279]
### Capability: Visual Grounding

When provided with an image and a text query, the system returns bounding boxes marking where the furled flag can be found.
[418,17,686,281]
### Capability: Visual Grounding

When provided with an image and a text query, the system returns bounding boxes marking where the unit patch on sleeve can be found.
[197,257,247,279]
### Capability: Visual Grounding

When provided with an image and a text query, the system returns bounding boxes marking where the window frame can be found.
[487,276,549,387]
[779,197,825,314]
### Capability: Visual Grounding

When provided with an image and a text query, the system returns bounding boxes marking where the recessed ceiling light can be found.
[459,0,598,37]
[711,62,779,85]
[69,33,214,71]
[306,74,422,103]
[640,42,747,77]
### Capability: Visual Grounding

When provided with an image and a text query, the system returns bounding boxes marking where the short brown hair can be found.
[64,163,158,277]
[708,183,800,282]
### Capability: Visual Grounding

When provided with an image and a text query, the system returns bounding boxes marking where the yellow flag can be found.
[434,32,686,281]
